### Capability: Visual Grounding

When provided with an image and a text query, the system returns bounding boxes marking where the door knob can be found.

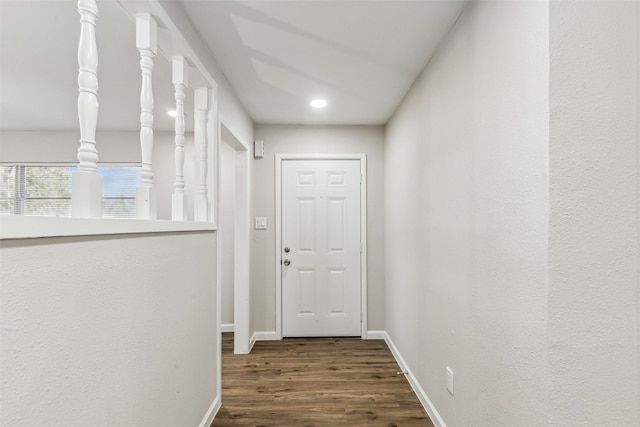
[283,259,291,266]
[284,247,290,253]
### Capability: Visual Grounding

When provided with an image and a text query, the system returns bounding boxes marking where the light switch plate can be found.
[255,217,267,230]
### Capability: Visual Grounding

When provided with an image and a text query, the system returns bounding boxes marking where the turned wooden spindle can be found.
[72,0,102,218]
[135,13,157,220]
[194,87,209,222]
[172,56,189,221]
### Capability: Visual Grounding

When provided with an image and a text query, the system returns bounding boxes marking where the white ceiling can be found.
[0,0,467,131]
[180,0,468,125]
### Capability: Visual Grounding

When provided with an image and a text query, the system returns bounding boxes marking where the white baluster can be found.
[135,14,157,220]
[172,56,189,221]
[72,0,102,218]
[194,87,209,222]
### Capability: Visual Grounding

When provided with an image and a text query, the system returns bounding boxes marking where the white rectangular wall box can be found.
[446,366,454,395]
[254,140,264,159]
[255,217,267,230]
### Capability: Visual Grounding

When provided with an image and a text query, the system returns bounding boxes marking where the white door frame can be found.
[219,121,251,354]
[275,154,368,339]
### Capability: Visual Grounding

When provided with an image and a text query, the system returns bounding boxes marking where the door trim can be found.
[275,154,368,339]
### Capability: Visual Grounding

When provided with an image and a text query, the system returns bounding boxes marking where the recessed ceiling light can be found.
[310,99,327,108]
[167,110,177,117]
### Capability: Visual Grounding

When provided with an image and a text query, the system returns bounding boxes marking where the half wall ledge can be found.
[0,216,216,240]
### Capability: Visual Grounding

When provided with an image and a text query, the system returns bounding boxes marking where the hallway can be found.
[1,1,638,425]
[212,334,433,426]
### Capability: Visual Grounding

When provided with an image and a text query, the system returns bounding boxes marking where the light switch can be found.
[255,217,267,230]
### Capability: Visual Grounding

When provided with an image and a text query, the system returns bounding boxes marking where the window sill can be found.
[0,215,216,240]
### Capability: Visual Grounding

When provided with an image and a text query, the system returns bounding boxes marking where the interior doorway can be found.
[219,139,236,331]
[219,123,251,354]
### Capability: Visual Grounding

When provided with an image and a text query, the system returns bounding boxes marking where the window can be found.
[0,165,141,219]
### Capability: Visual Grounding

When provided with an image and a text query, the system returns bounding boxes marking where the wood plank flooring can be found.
[212,333,433,426]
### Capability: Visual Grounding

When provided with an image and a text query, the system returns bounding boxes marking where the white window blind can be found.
[0,166,16,215]
[0,165,141,218]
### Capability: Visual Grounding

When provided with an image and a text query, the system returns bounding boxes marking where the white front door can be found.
[281,159,362,337]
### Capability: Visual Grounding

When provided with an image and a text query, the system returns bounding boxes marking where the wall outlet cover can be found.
[446,366,454,395]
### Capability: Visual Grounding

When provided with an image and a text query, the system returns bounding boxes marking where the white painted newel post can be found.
[73,0,102,218]
[194,87,209,222]
[135,13,157,220]
[171,56,189,221]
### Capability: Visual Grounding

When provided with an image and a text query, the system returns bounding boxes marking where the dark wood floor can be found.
[212,333,433,426]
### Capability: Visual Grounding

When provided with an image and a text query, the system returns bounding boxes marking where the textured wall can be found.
[0,232,218,426]
[548,1,640,424]
[384,1,550,425]
[251,125,386,334]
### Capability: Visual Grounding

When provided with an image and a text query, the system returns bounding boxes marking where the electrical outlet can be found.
[446,367,454,395]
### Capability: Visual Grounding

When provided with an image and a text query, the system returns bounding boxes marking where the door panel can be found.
[282,159,361,337]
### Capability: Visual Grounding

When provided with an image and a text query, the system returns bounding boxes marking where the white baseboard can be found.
[198,395,221,427]
[249,332,257,352]
[381,331,447,427]
[366,330,386,340]
[221,323,234,333]
[249,331,279,351]
[251,331,279,341]
[254,331,279,340]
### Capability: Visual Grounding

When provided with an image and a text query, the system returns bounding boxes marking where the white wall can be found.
[385,2,550,425]
[0,131,143,163]
[252,125,385,335]
[548,1,639,424]
[219,139,236,326]
[0,232,218,426]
